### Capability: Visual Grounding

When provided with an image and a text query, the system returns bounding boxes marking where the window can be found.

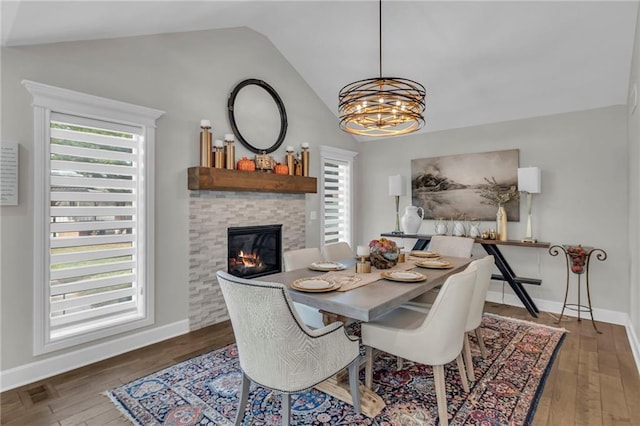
[319,146,358,248]
[24,81,164,354]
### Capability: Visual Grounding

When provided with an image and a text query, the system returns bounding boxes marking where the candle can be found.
[356,245,369,257]
[200,119,211,128]
[213,139,224,148]
[301,143,309,176]
[224,133,235,142]
[286,145,294,152]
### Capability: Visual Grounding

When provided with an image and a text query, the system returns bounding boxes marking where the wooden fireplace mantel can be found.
[187,167,317,194]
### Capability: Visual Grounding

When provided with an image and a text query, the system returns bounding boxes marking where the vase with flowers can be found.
[476,176,520,241]
[368,238,400,269]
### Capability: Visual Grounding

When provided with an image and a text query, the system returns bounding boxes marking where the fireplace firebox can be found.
[227,224,282,279]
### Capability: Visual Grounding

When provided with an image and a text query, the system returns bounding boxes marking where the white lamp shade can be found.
[389,175,406,196]
[517,167,541,193]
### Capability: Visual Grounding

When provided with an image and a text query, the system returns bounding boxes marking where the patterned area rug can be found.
[107,314,565,425]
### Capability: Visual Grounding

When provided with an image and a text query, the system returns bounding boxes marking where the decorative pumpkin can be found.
[237,157,256,172]
[274,163,289,175]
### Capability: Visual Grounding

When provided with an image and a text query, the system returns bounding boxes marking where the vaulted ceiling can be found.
[2,1,637,138]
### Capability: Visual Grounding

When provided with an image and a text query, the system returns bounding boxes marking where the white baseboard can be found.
[485,290,629,325]
[486,290,640,375]
[627,319,640,377]
[0,320,189,393]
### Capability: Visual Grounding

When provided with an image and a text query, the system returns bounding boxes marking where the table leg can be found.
[481,243,539,317]
[315,312,385,418]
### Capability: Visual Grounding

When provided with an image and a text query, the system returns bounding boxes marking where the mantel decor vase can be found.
[497,205,508,241]
[434,218,448,235]
[468,219,481,238]
[369,238,400,269]
[400,206,424,235]
[452,220,466,237]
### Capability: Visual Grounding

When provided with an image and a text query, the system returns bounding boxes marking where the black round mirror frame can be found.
[227,79,288,154]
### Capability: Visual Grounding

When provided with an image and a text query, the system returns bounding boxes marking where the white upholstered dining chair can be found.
[403,255,495,382]
[282,247,325,328]
[361,266,477,426]
[322,242,354,262]
[407,235,475,306]
[462,255,494,381]
[427,235,475,258]
[216,271,361,426]
[283,247,323,271]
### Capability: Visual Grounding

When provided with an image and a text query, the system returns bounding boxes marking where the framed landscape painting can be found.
[410,149,520,221]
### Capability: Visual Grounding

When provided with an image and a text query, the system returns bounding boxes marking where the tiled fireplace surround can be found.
[188,191,306,330]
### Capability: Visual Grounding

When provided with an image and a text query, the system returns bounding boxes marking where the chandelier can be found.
[338,0,426,137]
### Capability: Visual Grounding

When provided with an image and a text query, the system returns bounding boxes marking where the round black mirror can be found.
[227,79,288,154]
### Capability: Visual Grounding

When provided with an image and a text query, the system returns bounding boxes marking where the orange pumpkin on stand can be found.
[274,163,289,175]
[237,157,256,172]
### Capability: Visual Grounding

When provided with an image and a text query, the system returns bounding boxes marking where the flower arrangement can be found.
[476,176,520,206]
[566,245,588,274]
[368,238,400,269]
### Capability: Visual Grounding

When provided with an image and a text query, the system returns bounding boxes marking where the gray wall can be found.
[356,106,630,314]
[0,27,357,371]
[627,4,640,360]
[1,23,637,379]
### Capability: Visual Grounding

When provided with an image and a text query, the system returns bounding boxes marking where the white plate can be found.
[410,250,441,259]
[291,277,342,292]
[415,260,453,269]
[381,270,426,282]
[308,261,346,271]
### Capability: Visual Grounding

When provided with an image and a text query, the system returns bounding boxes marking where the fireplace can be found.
[227,224,282,279]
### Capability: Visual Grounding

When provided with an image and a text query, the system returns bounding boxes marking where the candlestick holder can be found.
[356,257,371,273]
[199,120,212,167]
[224,134,235,170]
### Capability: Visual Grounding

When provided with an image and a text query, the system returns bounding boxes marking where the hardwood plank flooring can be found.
[1,304,638,426]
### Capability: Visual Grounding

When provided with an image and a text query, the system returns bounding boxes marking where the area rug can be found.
[107,314,565,425]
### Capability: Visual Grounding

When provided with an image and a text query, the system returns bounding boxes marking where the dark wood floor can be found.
[1,303,639,425]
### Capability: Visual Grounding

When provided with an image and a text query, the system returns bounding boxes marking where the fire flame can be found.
[237,250,263,268]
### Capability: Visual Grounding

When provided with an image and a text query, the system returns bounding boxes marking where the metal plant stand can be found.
[549,244,607,333]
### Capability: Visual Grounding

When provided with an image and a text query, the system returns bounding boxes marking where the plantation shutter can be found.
[48,112,145,340]
[322,158,351,245]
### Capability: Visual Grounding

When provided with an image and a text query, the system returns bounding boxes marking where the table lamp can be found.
[389,175,406,234]
[517,167,541,243]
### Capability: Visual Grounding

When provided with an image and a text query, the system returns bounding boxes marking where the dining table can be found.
[262,254,473,418]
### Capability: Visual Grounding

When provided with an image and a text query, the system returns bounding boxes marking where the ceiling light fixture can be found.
[338,0,426,137]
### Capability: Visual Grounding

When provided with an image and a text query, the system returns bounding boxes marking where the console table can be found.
[381,233,550,318]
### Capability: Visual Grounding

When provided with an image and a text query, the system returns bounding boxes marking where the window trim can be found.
[23,80,164,355]
[319,145,358,248]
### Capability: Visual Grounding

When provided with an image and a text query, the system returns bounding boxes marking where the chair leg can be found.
[475,327,488,358]
[397,356,404,370]
[365,346,373,389]
[235,372,250,426]
[348,359,361,415]
[433,364,449,426]
[456,353,470,393]
[281,393,291,426]
[463,333,475,382]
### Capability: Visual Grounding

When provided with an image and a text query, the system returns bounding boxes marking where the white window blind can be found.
[24,80,164,355]
[322,159,350,244]
[320,146,357,248]
[48,114,141,340]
